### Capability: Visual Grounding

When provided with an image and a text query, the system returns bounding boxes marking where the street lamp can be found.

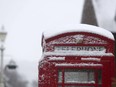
[6,60,17,69]
[0,25,7,87]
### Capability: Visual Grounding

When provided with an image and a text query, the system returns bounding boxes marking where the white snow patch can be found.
[44,24,114,40]
[44,51,113,56]
[66,81,95,84]
[81,58,101,62]
[48,57,65,61]
[55,63,102,67]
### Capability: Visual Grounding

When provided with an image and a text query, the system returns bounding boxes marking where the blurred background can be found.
[0,0,116,87]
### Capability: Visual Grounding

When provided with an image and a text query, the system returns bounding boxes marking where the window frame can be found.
[57,68,102,87]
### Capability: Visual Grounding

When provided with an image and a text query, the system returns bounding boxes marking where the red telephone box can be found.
[39,24,116,87]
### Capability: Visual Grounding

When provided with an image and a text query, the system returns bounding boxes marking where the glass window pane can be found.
[89,72,94,82]
[98,70,102,84]
[58,70,62,83]
[58,86,62,87]
[65,70,95,84]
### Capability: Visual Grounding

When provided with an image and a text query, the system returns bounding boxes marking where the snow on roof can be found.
[93,0,116,32]
[44,24,114,40]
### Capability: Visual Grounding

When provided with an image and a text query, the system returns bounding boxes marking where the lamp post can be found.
[6,60,17,69]
[0,26,7,87]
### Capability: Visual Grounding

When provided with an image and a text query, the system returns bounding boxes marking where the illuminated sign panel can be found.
[55,46,106,52]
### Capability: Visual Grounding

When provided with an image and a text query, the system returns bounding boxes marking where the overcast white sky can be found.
[0,0,116,85]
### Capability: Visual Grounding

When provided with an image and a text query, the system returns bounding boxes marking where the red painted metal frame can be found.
[39,31,116,87]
